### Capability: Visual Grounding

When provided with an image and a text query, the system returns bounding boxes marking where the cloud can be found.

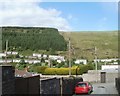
[0,0,71,31]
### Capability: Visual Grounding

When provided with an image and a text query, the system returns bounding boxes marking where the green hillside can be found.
[60,31,118,61]
[2,27,67,52]
[2,27,118,61]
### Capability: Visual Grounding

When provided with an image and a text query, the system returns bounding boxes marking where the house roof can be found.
[15,69,33,77]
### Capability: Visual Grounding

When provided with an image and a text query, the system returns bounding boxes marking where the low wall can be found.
[40,77,83,95]
[106,73,118,83]
[81,70,118,83]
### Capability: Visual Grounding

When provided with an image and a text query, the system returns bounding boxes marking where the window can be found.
[77,83,87,87]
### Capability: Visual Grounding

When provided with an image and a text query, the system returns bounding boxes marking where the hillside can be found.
[60,31,118,61]
[2,27,67,51]
[2,27,118,61]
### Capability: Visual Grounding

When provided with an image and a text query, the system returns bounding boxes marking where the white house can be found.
[43,54,47,58]
[13,59,21,63]
[5,51,12,55]
[49,55,65,61]
[102,65,119,70]
[94,58,118,63]
[57,60,62,63]
[74,59,87,65]
[25,59,41,64]
[0,59,12,63]
[5,51,18,55]
[12,51,18,55]
[0,53,6,57]
[33,53,42,58]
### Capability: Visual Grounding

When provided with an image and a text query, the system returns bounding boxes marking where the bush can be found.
[77,64,94,75]
[33,66,48,73]
[43,67,76,75]
[30,64,94,75]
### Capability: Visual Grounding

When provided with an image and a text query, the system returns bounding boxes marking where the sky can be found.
[0,0,118,31]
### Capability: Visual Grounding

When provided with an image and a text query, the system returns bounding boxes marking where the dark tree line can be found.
[2,27,67,51]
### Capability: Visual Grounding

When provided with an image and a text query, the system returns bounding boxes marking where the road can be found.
[73,82,118,96]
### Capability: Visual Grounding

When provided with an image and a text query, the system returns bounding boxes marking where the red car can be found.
[74,82,93,95]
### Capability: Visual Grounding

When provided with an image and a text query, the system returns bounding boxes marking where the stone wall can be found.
[81,70,118,83]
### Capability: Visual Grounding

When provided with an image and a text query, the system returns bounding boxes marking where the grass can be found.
[60,31,118,61]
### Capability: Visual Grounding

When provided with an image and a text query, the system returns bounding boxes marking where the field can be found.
[60,31,118,61]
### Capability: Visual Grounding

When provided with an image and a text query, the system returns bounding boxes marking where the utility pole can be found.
[95,46,97,71]
[94,46,98,82]
[68,38,71,76]
[5,40,8,64]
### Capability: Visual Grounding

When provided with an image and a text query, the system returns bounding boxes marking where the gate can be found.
[101,72,106,83]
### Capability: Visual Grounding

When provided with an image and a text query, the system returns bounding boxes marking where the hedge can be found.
[43,68,76,75]
[29,64,94,75]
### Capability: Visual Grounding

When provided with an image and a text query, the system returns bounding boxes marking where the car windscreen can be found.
[77,83,87,87]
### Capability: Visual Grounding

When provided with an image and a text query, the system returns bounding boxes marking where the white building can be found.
[5,51,18,55]
[94,58,119,63]
[0,59,12,63]
[49,55,65,61]
[74,59,87,65]
[12,51,18,55]
[5,51,12,55]
[43,54,47,58]
[102,65,119,70]
[33,53,42,58]
[25,59,41,64]
[57,60,62,63]
[0,53,6,57]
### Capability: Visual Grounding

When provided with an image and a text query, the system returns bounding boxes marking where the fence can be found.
[40,78,61,95]
[15,75,40,94]
[40,77,83,95]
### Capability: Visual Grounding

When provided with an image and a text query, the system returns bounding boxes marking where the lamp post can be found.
[5,40,8,64]
[68,38,71,76]
[94,46,98,82]
[105,52,109,65]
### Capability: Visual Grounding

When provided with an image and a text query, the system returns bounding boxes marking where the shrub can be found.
[30,64,94,75]
[43,67,76,75]
[32,66,48,73]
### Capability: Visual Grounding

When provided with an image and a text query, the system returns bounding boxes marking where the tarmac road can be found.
[73,82,118,96]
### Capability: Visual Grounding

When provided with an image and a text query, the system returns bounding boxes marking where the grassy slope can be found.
[60,31,118,61]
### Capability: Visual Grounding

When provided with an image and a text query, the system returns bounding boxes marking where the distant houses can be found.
[94,58,119,64]
[49,55,65,61]
[33,53,42,58]
[0,51,18,57]
[74,59,87,65]
[0,53,6,57]
[6,51,18,55]
[101,65,119,70]
[0,52,65,64]
[0,51,119,65]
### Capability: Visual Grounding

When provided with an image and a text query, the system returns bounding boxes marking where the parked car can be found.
[74,82,93,95]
